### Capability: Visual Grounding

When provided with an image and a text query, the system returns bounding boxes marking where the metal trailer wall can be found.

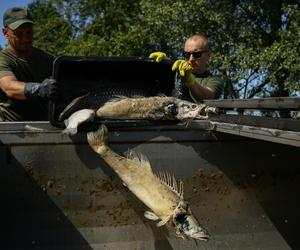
[0,122,300,250]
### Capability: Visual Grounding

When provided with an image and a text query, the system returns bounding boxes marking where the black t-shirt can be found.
[173,71,224,102]
[0,47,54,120]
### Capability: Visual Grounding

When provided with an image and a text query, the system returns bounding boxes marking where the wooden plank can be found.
[209,114,300,132]
[204,97,300,109]
[211,121,300,148]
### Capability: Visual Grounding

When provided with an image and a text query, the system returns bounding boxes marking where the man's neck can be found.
[193,70,209,77]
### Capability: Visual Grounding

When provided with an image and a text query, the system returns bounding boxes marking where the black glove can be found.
[24,78,57,99]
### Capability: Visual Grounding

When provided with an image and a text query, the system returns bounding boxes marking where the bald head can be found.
[184,34,211,74]
[184,34,210,51]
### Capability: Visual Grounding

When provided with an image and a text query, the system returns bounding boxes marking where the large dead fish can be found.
[62,96,216,135]
[59,87,149,122]
[87,124,210,241]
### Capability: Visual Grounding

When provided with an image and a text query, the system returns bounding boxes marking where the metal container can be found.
[1,57,299,249]
[1,121,299,249]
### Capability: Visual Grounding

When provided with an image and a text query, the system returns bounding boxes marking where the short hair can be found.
[186,34,210,51]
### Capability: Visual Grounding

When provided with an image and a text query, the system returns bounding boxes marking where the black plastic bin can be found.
[49,56,176,128]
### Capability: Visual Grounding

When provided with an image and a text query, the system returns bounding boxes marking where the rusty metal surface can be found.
[1,122,299,249]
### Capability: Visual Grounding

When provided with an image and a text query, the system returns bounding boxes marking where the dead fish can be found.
[95,96,208,120]
[87,124,210,241]
[62,96,213,135]
[59,87,149,122]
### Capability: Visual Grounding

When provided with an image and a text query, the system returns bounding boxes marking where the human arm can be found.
[189,81,216,101]
[0,75,27,100]
[0,75,57,100]
[190,75,224,101]
[172,60,218,101]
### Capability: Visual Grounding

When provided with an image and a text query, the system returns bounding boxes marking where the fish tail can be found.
[87,124,108,154]
[62,127,78,136]
[59,93,90,121]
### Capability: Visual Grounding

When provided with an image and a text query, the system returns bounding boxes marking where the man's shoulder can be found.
[0,47,16,61]
[197,71,224,84]
[32,47,54,60]
[208,74,224,83]
[0,48,18,71]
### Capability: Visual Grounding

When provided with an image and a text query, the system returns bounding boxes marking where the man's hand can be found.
[24,78,57,99]
[149,52,167,63]
[172,60,196,88]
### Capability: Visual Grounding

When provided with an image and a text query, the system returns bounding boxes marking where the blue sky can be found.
[0,0,33,48]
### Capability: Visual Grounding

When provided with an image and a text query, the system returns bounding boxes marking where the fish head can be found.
[173,202,210,241]
[174,101,202,120]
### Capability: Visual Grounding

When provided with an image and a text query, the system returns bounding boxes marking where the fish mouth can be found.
[174,212,210,241]
[196,235,210,241]
[190,230,210,241]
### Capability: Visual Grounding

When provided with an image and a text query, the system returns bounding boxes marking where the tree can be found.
[28,0,300,99]
[29,0,73,56]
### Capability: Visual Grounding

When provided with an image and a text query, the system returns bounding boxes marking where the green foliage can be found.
[29,0,73,55]
[27,0,300,98]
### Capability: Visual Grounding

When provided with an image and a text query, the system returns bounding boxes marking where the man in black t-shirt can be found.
[0,7,56,121]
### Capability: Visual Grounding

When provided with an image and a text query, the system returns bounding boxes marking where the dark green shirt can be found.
[0,47,54,121]
[192,71,224,101]
[181,71,224,103]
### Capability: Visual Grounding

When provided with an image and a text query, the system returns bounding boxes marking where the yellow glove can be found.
[172,60,196,88]
[149,52,167,63]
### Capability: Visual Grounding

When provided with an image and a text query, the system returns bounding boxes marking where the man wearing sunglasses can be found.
[0,7,56,121]
[150,34,224,102]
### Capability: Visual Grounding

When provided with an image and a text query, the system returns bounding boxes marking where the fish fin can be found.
[157,93,167,97]
[131,95,145,98]
[87,125,108,154]
[124,150,153,173]
[107,95,146,103]
[59,92,90,121]
[178,119,195,128]
[105,95,128,103]
[144,211,159,221]
[156,216,171,227]
[62,116,77,135]
[156,171,184,199]
[62,127,78,136]
[62,109,95,135]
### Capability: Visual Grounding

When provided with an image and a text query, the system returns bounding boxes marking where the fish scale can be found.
[59,87,150,121]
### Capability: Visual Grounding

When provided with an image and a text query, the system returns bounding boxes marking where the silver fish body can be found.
[87,125,210,241]
[62,96,211,135]
[59,87,149,121]
[95,96,206,121]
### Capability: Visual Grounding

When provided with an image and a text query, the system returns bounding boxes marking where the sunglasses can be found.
[183,50,209,59]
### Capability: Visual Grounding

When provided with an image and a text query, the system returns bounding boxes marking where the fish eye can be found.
[175,213,190,231]
[191,104,197,109]
[170,103,178,115]
[175,213,187,224]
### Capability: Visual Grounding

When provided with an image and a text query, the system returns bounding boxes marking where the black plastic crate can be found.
[48,56,176,127]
